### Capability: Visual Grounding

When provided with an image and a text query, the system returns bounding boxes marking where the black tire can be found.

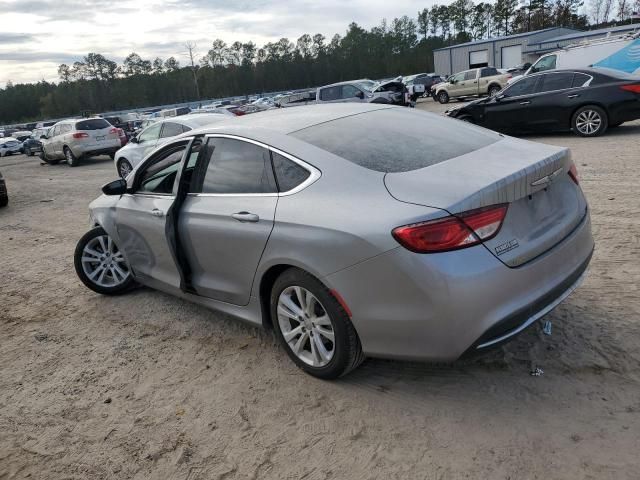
[437,90,449,104]
[571,105,608,137]
[74,226,135,295]
[64,146,80,167]
[117,158,133,178]
[270,268,364,379]
[24,147,30,156]
[0,194,7,208]
[488,85,502,97]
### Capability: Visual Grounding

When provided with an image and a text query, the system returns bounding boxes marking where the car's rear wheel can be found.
[24,146,31,156]
[437,91,449,104]
[0,193,7,207]
[572,105,608,137]
[488,85,502,97]
[118,158,133,178]
[271,268,364,379]
[64,147,80,167]
[74,227,134,295]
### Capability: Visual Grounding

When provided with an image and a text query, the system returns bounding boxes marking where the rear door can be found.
[178,135,278,305]
[526,71,583,131]
[115,140,190,291]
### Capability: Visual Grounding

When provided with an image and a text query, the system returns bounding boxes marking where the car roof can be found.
[184,104,398,141]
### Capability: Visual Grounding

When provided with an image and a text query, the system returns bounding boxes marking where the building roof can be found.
[433,27,577,51]
[534,23,640,44]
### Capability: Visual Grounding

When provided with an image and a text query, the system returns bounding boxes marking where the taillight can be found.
[109,128,118,134]
[392,204,508,253]
[620,84,640,94]
[72,132,89,139]
[568,163,579,185]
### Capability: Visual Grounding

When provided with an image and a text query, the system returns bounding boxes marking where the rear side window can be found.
[160,122,183,138]
[291,108,500,173]
[182,124,192,133]
[480,68,497,77]
[61,124,72,133]
[198,138,277,194]
[320,86,341,101]
[272,152,310,192]
[537,72,575,93]
[75,119,110,130]
[572,73,592,87]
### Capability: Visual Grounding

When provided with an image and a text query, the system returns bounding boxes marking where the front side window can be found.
[197,138,276,194]
[450,72,465,83]
[342,84,361,98]
[137,123,162,143]
[536,72,575,93]
[52,125,61,137]
[464,70,477,81]
[503,76,539,97]
[272,152,311,192]
[137,144,187,195]
[531,55,557,73]
[160,122,183,138]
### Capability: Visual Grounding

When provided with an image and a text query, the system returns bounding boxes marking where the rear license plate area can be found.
[96,135,105,141]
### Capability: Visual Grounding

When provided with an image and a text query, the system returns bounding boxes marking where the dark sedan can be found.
[445,68,640,137]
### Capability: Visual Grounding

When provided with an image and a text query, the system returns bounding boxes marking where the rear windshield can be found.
[75,119,110,130]
[290,108,500,173]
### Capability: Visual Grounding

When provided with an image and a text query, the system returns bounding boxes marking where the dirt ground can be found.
[1,101,639,479]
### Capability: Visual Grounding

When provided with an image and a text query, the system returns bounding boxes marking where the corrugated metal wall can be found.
[433,28,579,75]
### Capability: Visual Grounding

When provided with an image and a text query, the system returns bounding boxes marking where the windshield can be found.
[356,80,376,92]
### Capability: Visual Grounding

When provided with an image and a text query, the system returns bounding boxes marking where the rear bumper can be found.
[324,210,594,361]
[72,144,120,158]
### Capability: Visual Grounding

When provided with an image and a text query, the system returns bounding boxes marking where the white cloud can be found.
[0,0,437,87]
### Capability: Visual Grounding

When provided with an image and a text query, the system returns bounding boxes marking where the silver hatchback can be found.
[75,104,594,379]
[41,118,121,167]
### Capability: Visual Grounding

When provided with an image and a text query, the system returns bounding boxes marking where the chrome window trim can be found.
[187,133,321,198]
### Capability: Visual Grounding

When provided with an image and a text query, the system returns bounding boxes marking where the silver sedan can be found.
[74,104,594,378]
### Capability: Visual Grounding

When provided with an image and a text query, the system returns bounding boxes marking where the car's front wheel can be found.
[64,147,80,167]
[118,158,133,178]
[572,105,608,137]
[74,227,134,295]
[271,268,364,379]
[437,91,449,104]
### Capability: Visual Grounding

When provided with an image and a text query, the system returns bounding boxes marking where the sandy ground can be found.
[1,101,639,479]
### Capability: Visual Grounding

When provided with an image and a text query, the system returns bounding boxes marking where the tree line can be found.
[1,0,637,124]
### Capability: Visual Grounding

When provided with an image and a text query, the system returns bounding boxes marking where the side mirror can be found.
[102,178,128,196]
[523,63,531,69]
[355,91,364,99]
[40,135,47,140]
[130,136,139,143]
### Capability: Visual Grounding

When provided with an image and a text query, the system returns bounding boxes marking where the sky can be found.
[0,0,435,87]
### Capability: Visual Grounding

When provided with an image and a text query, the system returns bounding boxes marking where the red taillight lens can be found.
[568,163,579,185]
[72,132,89,139]
[620,84,640,94]
[109,127,118,134]
[392,204,508,253]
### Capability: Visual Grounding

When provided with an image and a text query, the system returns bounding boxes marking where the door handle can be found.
[519,101,531,105]
[231,212,259,223]
[567,94,580,99]
[149,209,164,218]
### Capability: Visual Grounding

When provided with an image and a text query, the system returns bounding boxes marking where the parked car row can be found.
[445,67,640,137]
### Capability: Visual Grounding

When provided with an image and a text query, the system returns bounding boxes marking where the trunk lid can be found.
[384,137,587,267]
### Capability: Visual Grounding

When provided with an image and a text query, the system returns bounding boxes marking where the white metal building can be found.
[433,27,580,75]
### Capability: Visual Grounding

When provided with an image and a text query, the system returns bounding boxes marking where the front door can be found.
[483,75,541,132]
[115,140,190,291]
[179,136,278,305]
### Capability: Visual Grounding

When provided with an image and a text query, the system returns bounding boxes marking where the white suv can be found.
[40,118,121,167]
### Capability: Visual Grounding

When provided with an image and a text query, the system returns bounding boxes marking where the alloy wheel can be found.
[277,286,335,367]
[81,234,130,288]
[575,109,602,135]
[119,160,132,178]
